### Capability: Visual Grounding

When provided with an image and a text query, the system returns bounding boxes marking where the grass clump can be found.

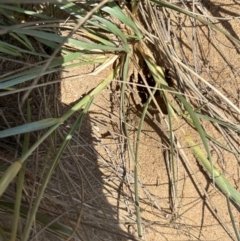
[0,0,240,240]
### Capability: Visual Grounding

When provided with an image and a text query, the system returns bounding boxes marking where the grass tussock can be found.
[0,1,240,240]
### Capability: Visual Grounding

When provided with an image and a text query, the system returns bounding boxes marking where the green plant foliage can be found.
[0,1,240,240]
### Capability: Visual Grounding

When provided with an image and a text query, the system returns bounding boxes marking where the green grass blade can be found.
[120,54,135,162]
[56,2,109,31]
[0,39,48,58]
[226,197,240,241]
[0,53,101,89]
[186,136,240,206]
[174,106,240,155]
[0,8,16,23]
[0,118,59,138]
[196,113,240,134]
[9,32,35,51]
[93,15,129,52]
[10,100,30,241]
[0,52,82,83]
[0,161,22,197]
[0,68,59,89]
[9,28,123,52]
[0,3,53,20]
[0,40,22,56]
[82,28,116,47]
[120,53,143,236]
[205,133,239,156]
[173,90,214,180]
[135,85,158,238]
[103,2,143,39]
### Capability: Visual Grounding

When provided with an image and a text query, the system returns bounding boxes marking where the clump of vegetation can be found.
[0,1,240,240]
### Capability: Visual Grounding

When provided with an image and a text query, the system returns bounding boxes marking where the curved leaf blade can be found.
[186,136,240,206]
[0,118,59,138]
